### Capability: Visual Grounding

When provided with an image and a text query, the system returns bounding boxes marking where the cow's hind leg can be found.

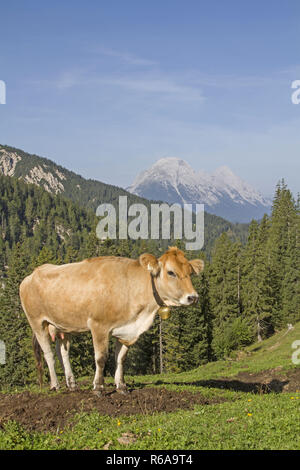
[34,327,59,390]
[90,322,109,395]
[114,340,129,394]
[55,334,76,390]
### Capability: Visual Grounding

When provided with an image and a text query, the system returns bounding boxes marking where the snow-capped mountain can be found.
[127,157,271,223]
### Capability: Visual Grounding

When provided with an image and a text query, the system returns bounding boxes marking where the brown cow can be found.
[19,247,204,394]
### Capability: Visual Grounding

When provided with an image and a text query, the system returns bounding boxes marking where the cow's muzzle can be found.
[187,294,198,304]
[181,293,199,305]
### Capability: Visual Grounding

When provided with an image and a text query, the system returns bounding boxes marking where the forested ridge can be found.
[0,144,249,255]
[0,173,299,388]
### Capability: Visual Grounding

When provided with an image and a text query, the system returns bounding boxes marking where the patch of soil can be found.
[195,367,300,394]
[0,387,224,433]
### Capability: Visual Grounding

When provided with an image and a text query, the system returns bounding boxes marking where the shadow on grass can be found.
[132,378,289,394]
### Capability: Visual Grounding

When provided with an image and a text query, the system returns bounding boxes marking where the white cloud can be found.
[54,71,83,90]
[32,68,205,103]
[93,46,157,66]
[102,76,205,102]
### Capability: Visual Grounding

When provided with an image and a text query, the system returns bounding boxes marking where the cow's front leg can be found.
[114,340,129,394]
[90,323,109,394]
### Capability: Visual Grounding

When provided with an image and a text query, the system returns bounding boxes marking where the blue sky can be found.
[0,0,300,197]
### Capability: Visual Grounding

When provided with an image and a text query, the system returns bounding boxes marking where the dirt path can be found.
[0,387,224,433]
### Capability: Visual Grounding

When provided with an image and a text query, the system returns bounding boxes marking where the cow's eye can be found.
[167,271,176,278]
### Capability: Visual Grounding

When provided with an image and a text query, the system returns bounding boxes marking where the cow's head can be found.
[139,246,204,307]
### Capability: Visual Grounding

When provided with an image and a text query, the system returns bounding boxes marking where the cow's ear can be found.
[139,253,160,276]
[189,259,204,275]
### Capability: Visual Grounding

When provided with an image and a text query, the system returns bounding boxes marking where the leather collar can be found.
[150,273,165,307]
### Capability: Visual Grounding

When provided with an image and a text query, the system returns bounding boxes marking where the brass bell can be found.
[158,306,171,320]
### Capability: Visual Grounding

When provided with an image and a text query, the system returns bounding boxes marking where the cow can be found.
[19,246,204,394]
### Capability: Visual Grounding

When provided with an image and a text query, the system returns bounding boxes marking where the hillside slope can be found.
[0,144,148,210]
[0,172,99,269]
[151,321,300,389]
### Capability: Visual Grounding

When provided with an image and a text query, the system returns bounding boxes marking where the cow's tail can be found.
[32,334,43,389]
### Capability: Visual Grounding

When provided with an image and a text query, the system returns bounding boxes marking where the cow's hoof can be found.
[93,387,105,397]
[50,385,59,392]
[116,386,129,395]
[67,379,77,391]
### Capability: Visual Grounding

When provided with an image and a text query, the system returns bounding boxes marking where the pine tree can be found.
[241,215,274,341]
[209,233,245,358]
[36,245,56,266]
[266,181,298,328]
[162,307,187,373]
[281,205,300,324]
[64,245,79,263]
[209,234,241,324]
[181,272,213,368]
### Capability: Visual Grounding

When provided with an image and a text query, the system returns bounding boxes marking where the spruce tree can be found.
[241,215,274,341]
[209,233,245,358]
[0,242,35,387]
[266,181,298,328]
[281,204,300,324]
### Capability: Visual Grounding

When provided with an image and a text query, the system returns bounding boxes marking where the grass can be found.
[1,323,300,450]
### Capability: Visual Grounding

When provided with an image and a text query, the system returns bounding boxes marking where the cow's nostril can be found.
[187,295,198,304]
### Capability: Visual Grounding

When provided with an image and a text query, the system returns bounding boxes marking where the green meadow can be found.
[1,322,299,450]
